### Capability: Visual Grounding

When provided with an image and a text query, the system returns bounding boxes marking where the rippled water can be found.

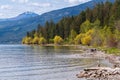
[0,45,111,80]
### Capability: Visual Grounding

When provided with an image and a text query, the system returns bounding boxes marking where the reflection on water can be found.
[0,45,111,80]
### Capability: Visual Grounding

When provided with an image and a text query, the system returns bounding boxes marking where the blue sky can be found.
[0,0,91,18]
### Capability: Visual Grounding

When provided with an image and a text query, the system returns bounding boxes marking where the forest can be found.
[22,0,120,49]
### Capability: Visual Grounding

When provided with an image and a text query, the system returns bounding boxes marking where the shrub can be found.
[81,35,92,45]
[22,37,32,44]
[54,36,63,45]
[32,37,39,44]
[39,37,47,45]
[74,34,85,45]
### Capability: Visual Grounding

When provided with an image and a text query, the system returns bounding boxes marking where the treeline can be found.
[22,0,120,48]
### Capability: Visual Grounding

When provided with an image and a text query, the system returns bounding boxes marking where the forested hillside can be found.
[23,0,120,48]
[0,0,113,43]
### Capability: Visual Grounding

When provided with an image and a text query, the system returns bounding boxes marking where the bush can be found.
[39,37,47,45]
[81,35,92,45]
[22,37,32,44]
[74,34,85,45]
[54,36,63,45]
[32,37,39,44]
[69,29,77,44]
[49,39,54,43]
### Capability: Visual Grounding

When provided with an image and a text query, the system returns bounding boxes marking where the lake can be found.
[0,45,111,80]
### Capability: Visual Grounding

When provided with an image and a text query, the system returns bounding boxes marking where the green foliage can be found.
[54,36,63,45]
[22,37,32,44]
[104,48,120,55]
[103,27,117,47]
[74,34,85,45]
[69,29,77,44]
[114,29,120,44]
[39,37,47,45]
[80,20,92,33]
[81,29,94,45]
[32,36,39,44]
[93,19,101,28]
[91,29,103,46]
[81,35,92,45]
[49,39,54,43]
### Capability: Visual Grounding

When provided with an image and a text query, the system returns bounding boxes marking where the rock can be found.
[90,48,97,52]
[76,71,85,78]
[77,67,120,79]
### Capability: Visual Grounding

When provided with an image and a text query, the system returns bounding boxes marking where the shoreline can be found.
[23,43,120,55]
[26,44,120,66]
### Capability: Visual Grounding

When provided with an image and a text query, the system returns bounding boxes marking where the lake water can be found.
[0,45,111,80]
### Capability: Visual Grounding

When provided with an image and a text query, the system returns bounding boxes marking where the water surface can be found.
[0,45,111,80]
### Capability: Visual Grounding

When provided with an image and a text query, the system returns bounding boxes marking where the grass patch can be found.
[98,47,120,55]
[105,48,120,55]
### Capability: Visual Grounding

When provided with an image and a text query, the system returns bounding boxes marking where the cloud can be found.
[30,2,51,7]
[11,0,29,3]
[79,0,91,3]
[0,13,3,16]
[68,0,79,4]
[65,0,91,4]
[0,5,12,9]
[19,0,28,3]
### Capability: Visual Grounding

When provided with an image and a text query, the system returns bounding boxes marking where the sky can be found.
[0,0,91,18]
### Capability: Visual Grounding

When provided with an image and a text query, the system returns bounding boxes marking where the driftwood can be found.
[76,67,120,80]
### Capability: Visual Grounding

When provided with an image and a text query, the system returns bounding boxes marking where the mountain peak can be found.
[19,11,39,16]
[18,11,39,18]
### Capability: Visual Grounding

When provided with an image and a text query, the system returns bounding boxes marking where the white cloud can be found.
[0,13,3,16]
[68,0,79,4]
[0,5,12,9]
[79,0,91,3]
[30,2,51,7]
[11,0,29,3]
[65,0,91,4]
[19,0,28,3]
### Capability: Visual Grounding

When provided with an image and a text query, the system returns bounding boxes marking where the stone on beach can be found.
[77,67,120,80]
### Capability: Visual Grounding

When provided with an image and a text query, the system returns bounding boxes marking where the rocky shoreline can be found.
[76,67,120,80]
[76,48,120,80]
